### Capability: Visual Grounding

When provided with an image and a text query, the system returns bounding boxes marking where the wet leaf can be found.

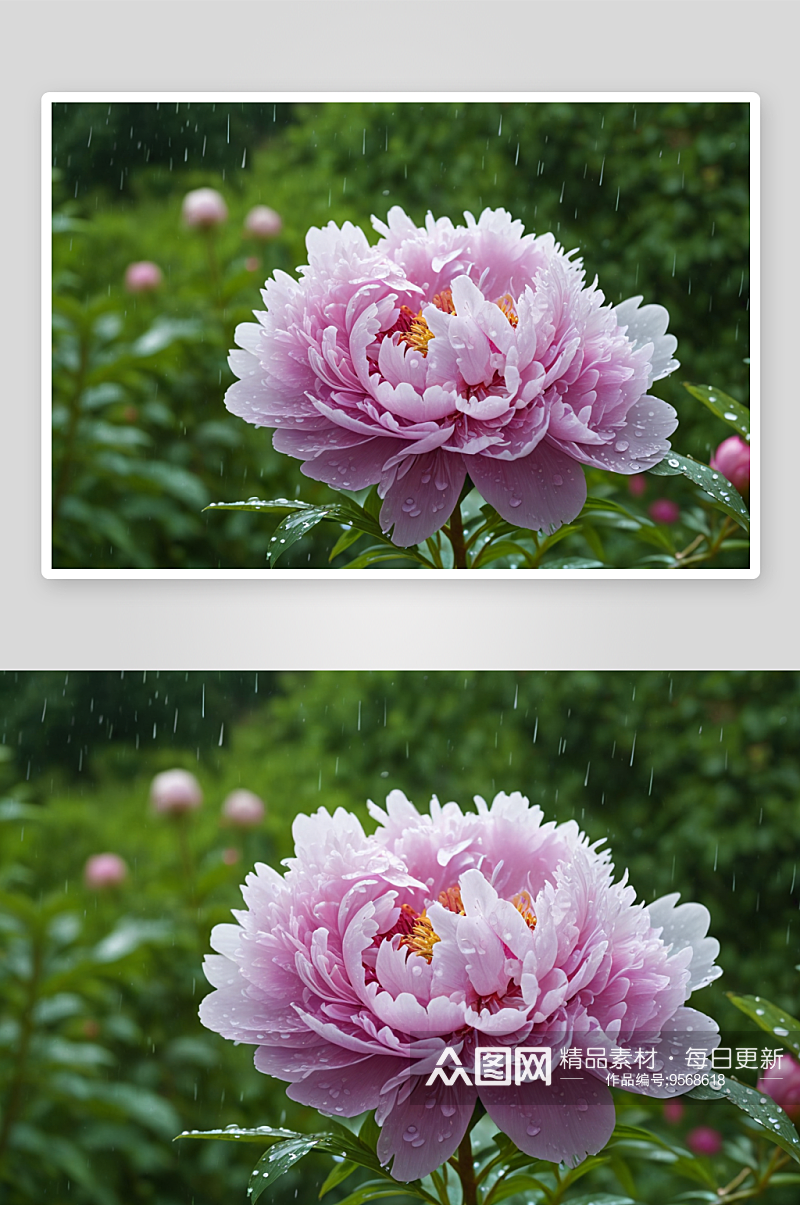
[683,384,750,442]
[177,1124,303,1144]
[539,556,605,569]
[727,992,800,1059]
[649,451,749,532]
[688,1075,800,1164]
[248,1136,323,1203]
[267,507,341,566]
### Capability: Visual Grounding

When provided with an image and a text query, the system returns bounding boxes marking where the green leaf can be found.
[538,556,605,569]
[649,451,749,532]
[344,545,422,569]
[319,1159,359,1198]
[249,1136,324,1203]
[93,919,171,963]
[554,1195,635,1205]
[268,507,340,567]
[363,486,383,521]
[0,799,44,823]
[688,1075,800,1164]
[205,498,315,516]
[177,1124,303,1144]
[474,540,537,568]
[358,1111,381,1152]
[485,1173,550,1204]
[683,384,750,441]
[727,992,800,1059]
[333,1181,412,1205]
[131,318,200,358]
[329,526,365,561]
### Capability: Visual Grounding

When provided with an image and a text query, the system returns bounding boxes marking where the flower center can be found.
[398,883,465,962]
[511,889,537,931]
[378,883,537,964]
[393,288,518,358]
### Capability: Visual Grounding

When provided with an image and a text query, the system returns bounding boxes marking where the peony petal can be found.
[376,1074,476,1181]
[468,441,587,533]
[299,436,400,492]
[286,1053,404,1115]
[379,450,466,546]
[646,894,722,994]
[613,295,680,385]
[481,1067,615,1167]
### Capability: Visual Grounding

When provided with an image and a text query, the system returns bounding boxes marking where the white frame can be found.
[42,92,759,579]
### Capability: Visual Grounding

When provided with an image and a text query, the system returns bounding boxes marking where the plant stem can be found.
[0,928,43,1170]
[456,1128,479,1205]
[448,502,468,569]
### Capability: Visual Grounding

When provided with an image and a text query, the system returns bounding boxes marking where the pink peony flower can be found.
[648,498,680,524]
[225,208,679,546]
[222,788,265,828]
[244,205,282,239]
[758,1053,800,1122]
[84,852,128,888]
[200,791,720,1181]
[182,187,228,229]
[150,768,203,814]
[686,1125,722,1155]
[628,474,647,498]
[124,261,163,293]
[710,435,750,497]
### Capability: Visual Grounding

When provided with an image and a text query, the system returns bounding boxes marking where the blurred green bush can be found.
[51,100,750,569]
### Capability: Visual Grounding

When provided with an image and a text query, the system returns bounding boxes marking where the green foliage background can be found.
[51,100,751,569]
[0,671,796,1203]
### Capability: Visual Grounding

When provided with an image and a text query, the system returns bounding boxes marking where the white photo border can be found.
[42,91,759,580]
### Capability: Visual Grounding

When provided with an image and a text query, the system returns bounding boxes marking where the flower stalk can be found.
[455,1128,479,1205]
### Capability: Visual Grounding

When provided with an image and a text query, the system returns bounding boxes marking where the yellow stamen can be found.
[397,288,456,358]
[495,294,519,328]
[437,884,465,915]
[398,883,466,962]
[512,890,537,931]
[400,911,441,962]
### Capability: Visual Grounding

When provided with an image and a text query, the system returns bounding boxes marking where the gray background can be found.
[5,1,790,669]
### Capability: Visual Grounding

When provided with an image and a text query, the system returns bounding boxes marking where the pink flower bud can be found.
[686,1126,722,1155]
[222,847,241,865]
[150,768,203,815]
[222,789,265,828]
[84,852,128,889]
[648,498,681,525]
[663,1099,685,1125]
[124,261,163,293]
[710,435,750,497]
[628,474,647,498]
[181,187,228,229]
[245,256,261,272]
[758,1053,800,1122]
[244,205,282,239]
